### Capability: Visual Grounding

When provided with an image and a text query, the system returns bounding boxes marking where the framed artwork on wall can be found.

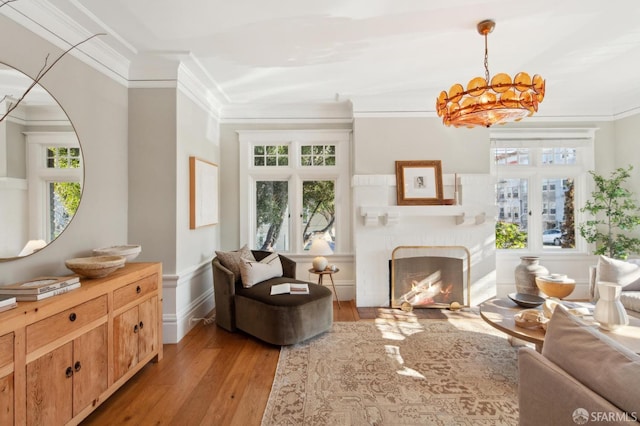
[395,160,443,205]
[189,156,219,229]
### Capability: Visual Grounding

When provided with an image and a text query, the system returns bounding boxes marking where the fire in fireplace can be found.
[390,246,471,309]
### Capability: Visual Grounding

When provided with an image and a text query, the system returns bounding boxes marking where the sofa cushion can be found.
[596,255,640,291]
[620,291,640,313]
[542,305,640,415]
[239,252,283,288]
[215,245,254,280]
[236,276,331,307]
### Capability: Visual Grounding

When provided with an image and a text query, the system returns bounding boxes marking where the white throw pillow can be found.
[239,252,283,288]
[596,255,640,291]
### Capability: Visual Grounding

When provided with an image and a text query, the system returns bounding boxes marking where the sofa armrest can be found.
[279,254,297,279]
[212,257,237,332]
[518,347,626,426]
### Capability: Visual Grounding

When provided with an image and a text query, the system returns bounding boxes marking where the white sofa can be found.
[519,305,640,426]
[589,255,640,315]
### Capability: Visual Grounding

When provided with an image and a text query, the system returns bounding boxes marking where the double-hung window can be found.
[238,130,351,254]
[491,129,595,253]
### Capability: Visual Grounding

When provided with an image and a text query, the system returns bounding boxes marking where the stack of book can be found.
[0,275,81,302]
[0,295,17,313]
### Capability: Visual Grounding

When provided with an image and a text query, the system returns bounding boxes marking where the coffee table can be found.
[479,297,640,353]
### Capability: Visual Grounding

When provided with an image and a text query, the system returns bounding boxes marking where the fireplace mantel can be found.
[359,205,486,226]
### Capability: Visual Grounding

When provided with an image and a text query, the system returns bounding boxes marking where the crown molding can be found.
[178,66,221,121]
[1,0,131,85]
[221,101,353,123]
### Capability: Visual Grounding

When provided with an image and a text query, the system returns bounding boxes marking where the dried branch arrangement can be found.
[0,0,105,122]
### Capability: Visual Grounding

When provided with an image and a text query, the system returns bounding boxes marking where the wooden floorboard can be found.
[82,300,354,426]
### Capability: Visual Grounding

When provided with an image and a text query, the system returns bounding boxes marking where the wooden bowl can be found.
[65,255,126,278]
[93,244,141,262]
[535,276,576,299]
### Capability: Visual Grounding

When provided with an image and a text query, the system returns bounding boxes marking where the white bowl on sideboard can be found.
[92,244,141,262]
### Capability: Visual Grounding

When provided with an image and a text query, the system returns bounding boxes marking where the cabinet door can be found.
[113,306,139,381]
[0,373,13,425]
[0,332,13,425]
[26,342,73,425]
[138,296,158,361]
[73,324,108,417]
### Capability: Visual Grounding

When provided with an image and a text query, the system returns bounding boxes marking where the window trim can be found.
[238,129,352,254]
[490,128,596,254]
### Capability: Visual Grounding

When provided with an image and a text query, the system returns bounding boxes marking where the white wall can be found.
[128,88,177,271]
[128,86,221,343]
[613,114,640,241]
[353,117,490,174]
[172,89,219,341]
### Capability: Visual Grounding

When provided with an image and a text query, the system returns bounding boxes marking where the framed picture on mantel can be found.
[395,160,443,205]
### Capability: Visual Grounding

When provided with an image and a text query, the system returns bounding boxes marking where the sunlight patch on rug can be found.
[262,313,519,425]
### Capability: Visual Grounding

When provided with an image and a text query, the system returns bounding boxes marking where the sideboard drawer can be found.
[113,274,157,310]
[26,295,107,353]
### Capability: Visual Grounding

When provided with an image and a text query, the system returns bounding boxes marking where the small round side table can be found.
[309,268,341,308]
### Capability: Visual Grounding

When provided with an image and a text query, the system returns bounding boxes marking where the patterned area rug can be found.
[262,310,519,425]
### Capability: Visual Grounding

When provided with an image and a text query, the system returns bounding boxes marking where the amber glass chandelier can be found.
[436,19,545,128]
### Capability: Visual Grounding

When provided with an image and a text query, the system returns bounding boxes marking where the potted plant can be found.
[579,165,640,260]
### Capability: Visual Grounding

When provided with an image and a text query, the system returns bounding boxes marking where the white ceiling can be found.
[5,0,640,120]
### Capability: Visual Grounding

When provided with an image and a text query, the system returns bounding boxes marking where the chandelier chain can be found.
[484,33,490,83]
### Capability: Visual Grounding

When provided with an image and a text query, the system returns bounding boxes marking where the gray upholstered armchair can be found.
[212,250,333,345]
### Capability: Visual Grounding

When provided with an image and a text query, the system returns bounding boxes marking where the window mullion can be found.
[528,174,543,252]
[290,176,302,253]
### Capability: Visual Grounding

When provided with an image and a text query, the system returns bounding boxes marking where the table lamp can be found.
[309,238,333,271]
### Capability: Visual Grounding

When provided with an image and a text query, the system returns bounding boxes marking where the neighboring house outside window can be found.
[238,130,351,254]
[491,128,595,254]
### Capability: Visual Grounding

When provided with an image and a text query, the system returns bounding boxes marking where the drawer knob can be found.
[69,313,77,322]
[65,366,73,378]
[134,324,139,334]
[74,361,82,372]
[139,321,144,330]
[136,286,142,294]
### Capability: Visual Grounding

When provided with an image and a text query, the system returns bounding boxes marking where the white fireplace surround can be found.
[353,173,497,307]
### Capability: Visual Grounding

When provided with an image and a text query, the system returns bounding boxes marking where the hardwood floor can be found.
[81,301,359,426]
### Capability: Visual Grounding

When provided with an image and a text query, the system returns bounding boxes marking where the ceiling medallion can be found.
[436,19,545,128]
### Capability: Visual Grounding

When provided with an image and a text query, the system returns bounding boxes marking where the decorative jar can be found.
[515,256,549,296]
[594,281,629,330]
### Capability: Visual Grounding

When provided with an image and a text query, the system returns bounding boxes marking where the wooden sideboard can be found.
[0,262,163,425]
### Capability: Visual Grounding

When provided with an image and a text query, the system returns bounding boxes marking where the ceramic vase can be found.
[594,281,629,330]
[514,256,549,296]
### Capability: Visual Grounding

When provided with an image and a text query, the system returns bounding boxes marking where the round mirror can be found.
[0,63,83,261]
